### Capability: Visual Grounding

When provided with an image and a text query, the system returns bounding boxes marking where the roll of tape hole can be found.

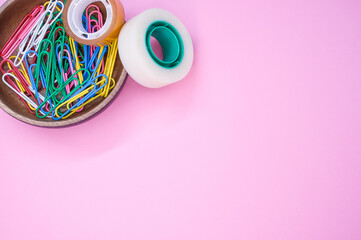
[145,21,184,69]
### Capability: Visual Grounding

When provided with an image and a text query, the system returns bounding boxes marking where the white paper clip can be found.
[2,73,50,117]
[14,0,64,66]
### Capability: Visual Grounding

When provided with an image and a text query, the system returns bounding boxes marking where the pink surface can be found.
[1,0,361,239]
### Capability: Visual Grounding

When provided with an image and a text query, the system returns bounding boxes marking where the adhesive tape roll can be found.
[63,0,125,46]
[118,8,194,88]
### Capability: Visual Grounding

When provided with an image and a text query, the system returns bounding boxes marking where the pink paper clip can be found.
[0,59,35,99]
[0,5,44,59]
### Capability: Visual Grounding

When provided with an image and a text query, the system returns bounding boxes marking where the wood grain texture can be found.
[0,0,127,127]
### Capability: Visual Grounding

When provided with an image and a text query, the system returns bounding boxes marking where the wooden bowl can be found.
[0,0,127,127]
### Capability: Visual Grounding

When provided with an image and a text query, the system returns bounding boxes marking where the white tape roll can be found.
[118,8,193,88]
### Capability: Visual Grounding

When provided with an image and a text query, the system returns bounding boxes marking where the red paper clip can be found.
[0,59,36,98]
[0,5,44,59]
[0,59,39,114]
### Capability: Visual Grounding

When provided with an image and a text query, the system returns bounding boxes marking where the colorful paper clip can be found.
[0,5,44,59]
[0,1,118,121]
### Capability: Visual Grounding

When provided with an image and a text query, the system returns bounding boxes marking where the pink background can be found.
[1,0,361,239]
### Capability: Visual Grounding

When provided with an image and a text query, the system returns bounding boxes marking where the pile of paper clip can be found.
[0,0,118,120]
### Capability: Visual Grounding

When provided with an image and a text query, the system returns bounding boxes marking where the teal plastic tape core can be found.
[146,21,184,69]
